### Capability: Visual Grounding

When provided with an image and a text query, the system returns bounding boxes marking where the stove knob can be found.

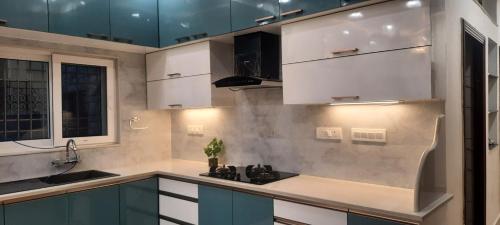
[236,173,241,181]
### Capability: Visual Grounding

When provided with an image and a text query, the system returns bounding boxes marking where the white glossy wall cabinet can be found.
[274,199,347,225]
[281,0,431,64]
[147,41,234,109]
[283,47,432,104]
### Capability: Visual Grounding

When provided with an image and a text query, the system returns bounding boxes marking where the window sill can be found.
[0,142,121,157]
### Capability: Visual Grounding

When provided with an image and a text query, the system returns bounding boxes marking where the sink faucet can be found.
[52,139,80,167]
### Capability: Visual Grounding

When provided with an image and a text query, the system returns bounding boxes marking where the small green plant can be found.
[204,138,224,159]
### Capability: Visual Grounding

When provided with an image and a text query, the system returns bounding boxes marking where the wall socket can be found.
[351,128,386,143]
[187,125,204,135]
[316,127,343,140]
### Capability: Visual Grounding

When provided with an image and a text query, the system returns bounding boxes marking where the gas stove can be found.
[199,164,299,185]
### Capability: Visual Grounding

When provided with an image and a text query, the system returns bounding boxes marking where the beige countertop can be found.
[0,159,452,224]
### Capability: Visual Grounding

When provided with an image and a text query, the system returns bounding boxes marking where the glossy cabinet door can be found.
[348,213,408,225]
[159,0,230,47]
[120,178,159,225]
[280,0,340,20]
[110,0,158,47]
[231,0,279,31]
[0,0,48,31]
[233,191,273,225]
[68,186,120,225]
[49,0,110,40]
[5,195,68,225]
[199,185,232,225]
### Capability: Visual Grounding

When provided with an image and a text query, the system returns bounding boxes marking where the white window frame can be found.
[52,54,117,146]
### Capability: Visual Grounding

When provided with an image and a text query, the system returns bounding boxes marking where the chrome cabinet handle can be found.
[255,15,276,23]
[274,217,309,225]
[175,36,191,43]
[191,32,208,40]
[86,33,109,40]
[0,19,7,26]
[113,37,133,44]
[167,73,181,77]
[331,96,360,101]
[168,104,183,108]
[332,48,359,55]
[281,9,304,17]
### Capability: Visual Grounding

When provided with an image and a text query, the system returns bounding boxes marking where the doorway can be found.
[462,20,486,225]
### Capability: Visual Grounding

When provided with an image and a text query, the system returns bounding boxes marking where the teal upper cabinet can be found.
[348,213,408,225]
[110,0,158,47]
[49,0,110,40]
[199,185,233,225]
[5,195,68,225]
[280,0,340,20]
[159,0,231,47]
[68,186,120,225]
[0,0,48,31]
[233,191,273,225]
[231,0,279,32]
[341,0,367,7]
[120,178,159,225]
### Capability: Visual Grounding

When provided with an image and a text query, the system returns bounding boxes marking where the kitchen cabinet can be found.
[120,178,159,225]
[4,194,68,225]
[68,186,120,225]
[231,0,280,31]
[110,0,158,47]
[283,46,432,104]
[146,41,234,109]
[0,205,3,225]
[159,0,231,47]
[281,0,431,64]
[274,199,347,225]
[233,191,274,225]
[199,185,233,225]
[49,0,110,40]
[159,178,199,225]
[0,0,48,32]
[280,0,340,20]
[348,213,408,225]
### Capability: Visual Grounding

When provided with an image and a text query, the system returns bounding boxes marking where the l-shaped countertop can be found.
[0,159,452,224]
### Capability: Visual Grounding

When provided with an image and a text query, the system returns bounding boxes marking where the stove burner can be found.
[200,164,298,185]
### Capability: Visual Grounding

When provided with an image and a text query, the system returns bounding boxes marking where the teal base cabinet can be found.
[159,0,230,47]
[0,205,3,225]
[4,195,68,225]
[110,0,159,47]
[280,0,340,20]
[233,192,273,225]
[49,0,110,39]
[199,185,233,225]
[231,0,279,32]
[68,186,120,225]
[348,213,408,225]
[0,0,48,31]
[120,178,159,225]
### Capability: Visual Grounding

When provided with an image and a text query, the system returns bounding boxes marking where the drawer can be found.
[159,178,198,198]
[281,0,430,64]
[160,195,198,225]
[147,74,212,109]
[147,41,211,81]
[274,199,347,225]
[283,46,431,104]
[160,220,178,225]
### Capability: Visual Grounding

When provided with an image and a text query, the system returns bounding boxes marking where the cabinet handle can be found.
[167,73,181,77]
[255,15,276,23]
[113,37,133,44]
[86,33,109,40]
[281,9,304,17]
[332,48,359,55]
[168,104,183,108]
[274,217,309,225]
[175,36,191,43]
[0,19,7,26]
[331,96,360,101]
[191,32,208,40]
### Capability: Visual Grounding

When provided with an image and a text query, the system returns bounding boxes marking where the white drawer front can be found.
[274,200,347,225]
[160,195,198,224]
[281,0,430,64]
[147,41,210,81]
[147,74,212,109]
[283,46,431,104]
[159,178,198,198]
[160,219,179,225]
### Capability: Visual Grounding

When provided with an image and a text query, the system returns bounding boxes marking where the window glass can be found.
[61,63,108,138]
[0,59,50,141]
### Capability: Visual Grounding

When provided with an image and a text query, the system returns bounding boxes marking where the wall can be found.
[0,37,171,183]
[171,89,443,189]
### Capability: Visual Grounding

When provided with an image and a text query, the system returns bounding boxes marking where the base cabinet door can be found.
[199,185,232,225]
[348,213,408,225]
[233,192,273,225]
[0,205,4,225]
[5,195,68,225]
[0,0,48,31]
[120,178,159,225]
[68,186,120,225]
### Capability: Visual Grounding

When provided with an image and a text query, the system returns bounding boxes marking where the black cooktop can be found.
[199,164,298,185]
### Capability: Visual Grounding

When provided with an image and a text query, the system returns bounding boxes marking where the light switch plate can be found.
[316,127,343,140]
[351,128,386,143]
[187,125,204,135]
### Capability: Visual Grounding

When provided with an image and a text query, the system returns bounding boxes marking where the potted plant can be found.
[204,138,224,168]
